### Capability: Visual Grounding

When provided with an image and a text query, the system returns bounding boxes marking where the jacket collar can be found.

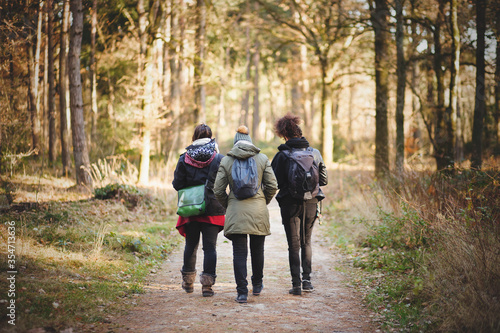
[278,137,310,151]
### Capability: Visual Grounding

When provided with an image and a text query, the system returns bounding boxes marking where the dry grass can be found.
[322,161,500,332]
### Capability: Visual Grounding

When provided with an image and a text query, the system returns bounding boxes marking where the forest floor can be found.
[93,199,379,333]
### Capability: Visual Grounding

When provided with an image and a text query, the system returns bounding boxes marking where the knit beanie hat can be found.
[233,125,252,144]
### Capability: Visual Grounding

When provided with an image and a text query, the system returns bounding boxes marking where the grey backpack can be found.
[231,157,260,200]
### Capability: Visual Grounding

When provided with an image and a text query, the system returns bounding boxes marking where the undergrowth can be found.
[0,183,181,332]
[323,167,500,332]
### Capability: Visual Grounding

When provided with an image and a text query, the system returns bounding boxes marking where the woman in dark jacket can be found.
[271,114,328,295]
[172,124,225,297]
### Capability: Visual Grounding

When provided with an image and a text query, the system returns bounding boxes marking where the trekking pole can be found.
[317,201,323,225]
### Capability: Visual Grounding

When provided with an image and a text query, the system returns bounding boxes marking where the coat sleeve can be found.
[315,150,328,186]
[213,158,229,208]
[262,158,278,205]
[172,155,187,191]
[270,151,288,190]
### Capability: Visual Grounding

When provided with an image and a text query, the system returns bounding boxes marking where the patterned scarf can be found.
[185,138,217,168]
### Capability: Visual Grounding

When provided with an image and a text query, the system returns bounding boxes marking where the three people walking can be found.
[173,117,327,301]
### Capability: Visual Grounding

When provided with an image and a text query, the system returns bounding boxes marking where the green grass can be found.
[0,184,181,331]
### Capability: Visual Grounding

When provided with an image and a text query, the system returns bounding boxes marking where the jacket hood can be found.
[277,137,310,151]
[227,141,261,160]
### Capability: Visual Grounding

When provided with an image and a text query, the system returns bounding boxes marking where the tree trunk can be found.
[372,0,390,176]
[59,0,71,176]
[433,0,452,170]
[450,0,462,162]
[162,0,171,111]
[290,7,302,118]
[241,3,251,126]
[90,0,98,144]
[194,0,206,123]
[319,57,333,165]
[170,0,184,121]
[252,40,260,142]
[395,0,406,173]
[44,8,49,152]
[27,1,43,156]
[47,0,56,163]
[495,5,500,146]
[301,44,312,139]
[471,0,486,169]
[138,0,150,184]
[69,0,92,187]
[137,0,151,184]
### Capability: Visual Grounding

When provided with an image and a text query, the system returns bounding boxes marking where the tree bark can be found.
[162,1,171,111]
[90,0,98,144]
[372,0,390,176]
[194,0,206,123]
[138,0,149,185]
[69,0,92,187]
[27,1,44,156]
[47,0,56,163]
[495,5,500,146]
[433,0,452,170]
[319,56,333,166]
[395,0,406,173]
[241,2,251,126]
[252,40,260,142]
[301,44,312,140]
[450,0,462,162]
[471,0,486,169]
[59,0,71,176]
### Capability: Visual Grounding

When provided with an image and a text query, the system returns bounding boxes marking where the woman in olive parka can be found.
[213,126,278,304]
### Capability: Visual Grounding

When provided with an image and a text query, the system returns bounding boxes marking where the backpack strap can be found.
[205,153,223,190]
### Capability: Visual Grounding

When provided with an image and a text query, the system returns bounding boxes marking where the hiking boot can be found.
[181,270,196,293]
[200,273,216,297]
[302,280,314,292]
[252,284,263,296]
[289,286,302,295]
[235,294,248,303]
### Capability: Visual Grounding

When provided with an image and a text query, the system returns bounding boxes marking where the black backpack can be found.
[231,157,260,200]
[283,147,320,200]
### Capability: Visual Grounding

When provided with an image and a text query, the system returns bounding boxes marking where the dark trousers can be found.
[182,221,220,276]
[281,201,318,287]
[229,234,266,295]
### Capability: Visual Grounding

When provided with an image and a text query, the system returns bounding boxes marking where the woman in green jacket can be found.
[213,126,278,303]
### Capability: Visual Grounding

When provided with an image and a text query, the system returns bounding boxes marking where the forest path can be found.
[107,199,377,332]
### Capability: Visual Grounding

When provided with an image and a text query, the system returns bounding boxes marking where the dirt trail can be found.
[108,200,377,332]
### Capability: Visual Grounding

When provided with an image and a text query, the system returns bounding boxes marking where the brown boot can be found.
[200,273,215,297]
[181,270,196,293]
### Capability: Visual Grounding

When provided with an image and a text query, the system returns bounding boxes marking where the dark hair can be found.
[274,113,302,139]
[192,124,212,141]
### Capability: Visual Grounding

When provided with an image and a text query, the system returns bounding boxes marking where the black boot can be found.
[181,270,196,293]
[289,286,302,295]
[302,280,314,292]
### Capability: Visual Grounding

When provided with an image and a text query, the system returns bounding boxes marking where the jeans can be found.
[182,221,220,276]
[281,201,318,287]
[229,234,266,295]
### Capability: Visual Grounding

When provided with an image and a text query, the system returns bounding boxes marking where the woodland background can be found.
[0,0,499,332]
[1,0,499,182]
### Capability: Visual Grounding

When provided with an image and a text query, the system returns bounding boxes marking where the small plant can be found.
[94,183,147,210]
